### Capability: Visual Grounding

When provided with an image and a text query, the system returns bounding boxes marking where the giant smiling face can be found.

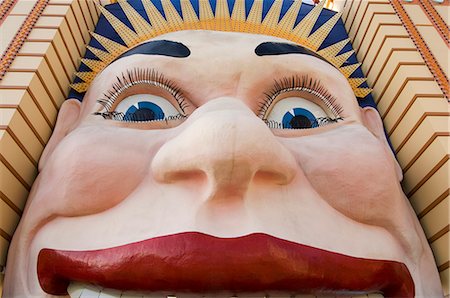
[3,31,443,297]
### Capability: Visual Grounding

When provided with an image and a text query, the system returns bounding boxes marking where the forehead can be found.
[151,30,294,48]
[102,30,343,81]
[97,31,344,83]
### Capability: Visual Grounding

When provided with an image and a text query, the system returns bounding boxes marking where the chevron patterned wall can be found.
[341,0,449,295]
[0,0,101,278]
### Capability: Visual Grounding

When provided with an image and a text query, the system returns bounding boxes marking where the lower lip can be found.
[37,232,414,297]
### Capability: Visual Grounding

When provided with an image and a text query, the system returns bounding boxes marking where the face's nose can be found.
[151,98,297,202]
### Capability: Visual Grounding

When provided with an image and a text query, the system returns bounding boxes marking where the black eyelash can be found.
[93,111,187,123]
[96,68,189,114]
[264,116,344,129]
[258,75,344,119]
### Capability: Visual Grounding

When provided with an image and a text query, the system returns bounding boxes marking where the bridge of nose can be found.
[151,98,297,187]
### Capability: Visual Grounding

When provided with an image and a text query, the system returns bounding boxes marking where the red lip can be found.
[37,232,414,297]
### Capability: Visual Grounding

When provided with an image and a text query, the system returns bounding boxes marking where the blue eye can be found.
[123,101,164,121]
[114,94,181,122]
[282,108,318,129]
[265,97,335,129]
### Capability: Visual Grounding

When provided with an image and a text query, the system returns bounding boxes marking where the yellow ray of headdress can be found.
[199,0,215,29]
[86,46,110,63]
[142,0,170,34]
[230,0,246,32]
[161,0,184,31]
[340,63,362,78]
[180,0,200,29]
[118,0,154,37]
[317,38,349,67]
[98,4,139,46]
[215,0,231,31]
[90,32,128,56]
[292,0,325,45]
[277,0,302,39]
[245,0,263,33]
[334,50,355,68]
[260,0,282,37]
[307,11,342,50]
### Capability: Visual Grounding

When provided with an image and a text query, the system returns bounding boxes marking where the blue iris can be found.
[282,108,318,129]
[124,101,164,121]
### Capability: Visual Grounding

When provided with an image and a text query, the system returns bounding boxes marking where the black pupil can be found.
[127,108,156,121]
[290,115,313,129]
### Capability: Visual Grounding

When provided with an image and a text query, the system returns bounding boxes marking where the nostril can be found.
[156,169,206,184]
[254,169,294,185]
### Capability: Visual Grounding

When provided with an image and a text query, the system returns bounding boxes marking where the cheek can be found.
[42,127,159,216]
[284,126,400,224]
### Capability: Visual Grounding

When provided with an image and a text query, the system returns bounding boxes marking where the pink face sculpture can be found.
[3,31,443,297]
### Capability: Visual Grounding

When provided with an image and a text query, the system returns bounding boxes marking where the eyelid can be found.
[104,84,185,116]
[97,68,189,115]
[259,75,343,119]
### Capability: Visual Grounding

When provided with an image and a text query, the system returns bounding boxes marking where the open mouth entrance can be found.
[37,232,414,297]
[67,282,388,298]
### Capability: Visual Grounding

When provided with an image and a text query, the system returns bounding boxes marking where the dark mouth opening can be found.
[37,232,414,297]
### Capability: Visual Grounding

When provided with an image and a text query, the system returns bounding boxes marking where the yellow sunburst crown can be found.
[71,0,372,99]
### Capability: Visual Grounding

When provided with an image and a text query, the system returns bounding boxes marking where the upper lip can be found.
[37,232,414,297]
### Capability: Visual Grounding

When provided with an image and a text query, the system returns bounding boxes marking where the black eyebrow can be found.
[255,42,331,66]
[115,40,191,60]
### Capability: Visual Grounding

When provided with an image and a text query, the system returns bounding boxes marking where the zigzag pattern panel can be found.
[342,0,449,296]
[0,0,102,274]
